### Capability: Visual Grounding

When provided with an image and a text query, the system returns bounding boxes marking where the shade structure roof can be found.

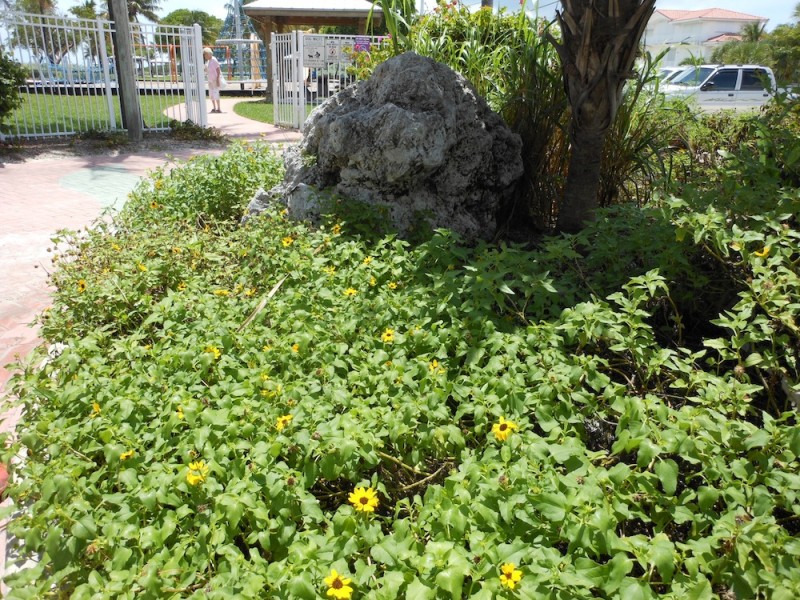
[243,0,381,19]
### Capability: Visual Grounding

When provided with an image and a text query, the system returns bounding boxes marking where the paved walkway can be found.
[0,98,301,588]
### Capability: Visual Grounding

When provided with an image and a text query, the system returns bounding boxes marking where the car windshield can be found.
[671,66,715,86]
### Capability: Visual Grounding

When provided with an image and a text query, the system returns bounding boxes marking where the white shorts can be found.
[209,86,220,100]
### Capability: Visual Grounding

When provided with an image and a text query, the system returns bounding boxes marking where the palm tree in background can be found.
[12,0,57,13]
[740,22,766,43]
[126,0,161,21]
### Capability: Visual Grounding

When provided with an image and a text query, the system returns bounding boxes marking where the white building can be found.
[644,8,768,66]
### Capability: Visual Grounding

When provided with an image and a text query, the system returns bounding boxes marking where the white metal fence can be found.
[0,12,206,140]
[271,32,386,129]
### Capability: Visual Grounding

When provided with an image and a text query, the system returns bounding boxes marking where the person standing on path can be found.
[204,47,222,114]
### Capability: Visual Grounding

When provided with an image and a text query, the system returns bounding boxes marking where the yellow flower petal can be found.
[348,486,379,513]
[492,417,517,442]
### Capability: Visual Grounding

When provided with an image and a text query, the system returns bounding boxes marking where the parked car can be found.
[661,64,776,109]
[658,66,686,83]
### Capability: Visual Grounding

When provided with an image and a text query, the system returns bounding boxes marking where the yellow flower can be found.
[186,460,209,486]
[492,417,517,442]
[332,223,342,235]
[276,414,293,431]
[754,246,770,258]
[363,256,373,265]
[349,486,379,513]
[387,281,398,290]
[245,287,256,297]
[90,402,101,418]
[172,246,182,254]
[111,243,121,251]
[324,265,336,276]
[291,343,300,353]
[499,563,523,589]
[282,236,294,247]
[205,345,221,360]
[154,179,163,190]
[369,276,377,287]
[177,282,187,291]
[324,569,354,600]
[381,328,395,343]
[137,263,147,272]
[77,279,87,293]
[150,200,159,209]
[262,344,272,352]
[429,359,445,374]
[176,406,184,420]
[213,289,230,297]
[343,287,358,297]
[120,449,135,461]
[261,373,271,381]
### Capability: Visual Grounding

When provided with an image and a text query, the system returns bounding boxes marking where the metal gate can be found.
[271,32,385,129]
[0,12,206,140]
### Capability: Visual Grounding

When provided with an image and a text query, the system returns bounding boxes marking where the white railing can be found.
[0,12,206,140]
[271,32,386,129]
[1,13,119,138]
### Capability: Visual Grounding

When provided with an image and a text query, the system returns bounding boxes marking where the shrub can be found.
[4,138,800,599]
[125,140,285,223]
[0,47,26,131]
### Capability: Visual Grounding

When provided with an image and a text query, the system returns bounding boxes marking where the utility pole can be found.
[108,0,143,141]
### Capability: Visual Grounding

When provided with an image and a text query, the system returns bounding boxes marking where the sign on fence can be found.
[271,31,385,129]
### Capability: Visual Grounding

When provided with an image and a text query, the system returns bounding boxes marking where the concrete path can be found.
[0,99,301,589]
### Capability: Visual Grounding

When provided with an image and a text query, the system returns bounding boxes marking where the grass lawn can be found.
[232,99,275,124]
[8,92,187,136]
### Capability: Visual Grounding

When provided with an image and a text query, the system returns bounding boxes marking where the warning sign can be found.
[303,35,325,68]
[302,35,359,67]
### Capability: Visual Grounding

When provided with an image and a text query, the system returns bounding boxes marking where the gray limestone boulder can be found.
[247,52,523,243]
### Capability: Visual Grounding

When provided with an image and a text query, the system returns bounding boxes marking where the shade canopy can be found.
[244,0,381,33]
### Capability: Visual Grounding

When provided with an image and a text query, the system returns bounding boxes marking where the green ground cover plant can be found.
[3,129,799,598]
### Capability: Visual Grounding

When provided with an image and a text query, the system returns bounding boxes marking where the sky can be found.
[53,0,797,31]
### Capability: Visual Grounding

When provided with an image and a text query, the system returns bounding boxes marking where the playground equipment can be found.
[213,0,267,89]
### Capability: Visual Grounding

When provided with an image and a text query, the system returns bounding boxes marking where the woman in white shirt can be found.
[203,47,222,113]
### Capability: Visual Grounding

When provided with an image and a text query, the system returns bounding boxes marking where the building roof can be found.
[655,8,765,22]
[243,0,380,18]
[706,33,743,43]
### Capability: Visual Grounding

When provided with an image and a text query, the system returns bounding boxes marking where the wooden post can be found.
[108,0,143,141]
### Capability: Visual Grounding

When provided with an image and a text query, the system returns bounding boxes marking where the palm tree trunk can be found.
[550,0,656,233]
[557,126,606,232]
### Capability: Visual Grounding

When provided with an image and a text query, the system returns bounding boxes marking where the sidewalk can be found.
[0,101,301,588]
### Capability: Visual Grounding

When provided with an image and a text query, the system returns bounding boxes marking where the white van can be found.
[661,64,776,109]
